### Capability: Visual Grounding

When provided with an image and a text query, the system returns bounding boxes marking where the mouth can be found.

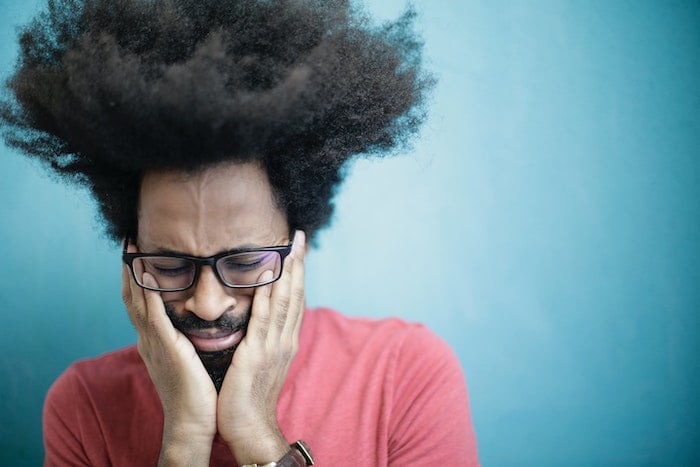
[185,327,246,353]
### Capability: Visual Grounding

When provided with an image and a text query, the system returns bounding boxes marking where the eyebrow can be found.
[147,243,271,256]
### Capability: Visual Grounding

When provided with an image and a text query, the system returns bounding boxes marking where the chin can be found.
[196,345,236,392]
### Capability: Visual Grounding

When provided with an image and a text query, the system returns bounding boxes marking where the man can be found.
[1,0,479,465]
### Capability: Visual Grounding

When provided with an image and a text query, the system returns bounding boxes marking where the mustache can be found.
[163,303,251,333]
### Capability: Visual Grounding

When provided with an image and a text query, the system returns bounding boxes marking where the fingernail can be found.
[142,272,156,288]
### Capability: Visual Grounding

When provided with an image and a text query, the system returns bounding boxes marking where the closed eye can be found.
[220,258,263,271]
[143,258,193,277]
[219,252,276,272]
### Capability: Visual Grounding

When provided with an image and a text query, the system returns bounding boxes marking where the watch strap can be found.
[278,440,314,466]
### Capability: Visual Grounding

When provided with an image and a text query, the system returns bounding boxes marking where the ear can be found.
[122,237,138,253]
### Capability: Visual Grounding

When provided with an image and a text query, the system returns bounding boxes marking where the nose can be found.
[183,266,237,322]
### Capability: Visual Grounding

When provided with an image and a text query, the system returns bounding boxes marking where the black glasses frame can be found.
[122,241,293,292]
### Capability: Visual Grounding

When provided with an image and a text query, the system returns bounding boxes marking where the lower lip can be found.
[187,329,245,352]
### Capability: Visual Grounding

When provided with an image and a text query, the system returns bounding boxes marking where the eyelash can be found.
[221,259,263,271]
[152,265,191,276]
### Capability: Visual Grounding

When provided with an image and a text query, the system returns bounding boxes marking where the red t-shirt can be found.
[44,308,479,465]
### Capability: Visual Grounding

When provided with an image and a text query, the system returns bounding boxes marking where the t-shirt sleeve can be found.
[43,366,104,467]
[387,325,480,466]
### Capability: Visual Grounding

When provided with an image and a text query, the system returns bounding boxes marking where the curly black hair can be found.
[1,0,433,243]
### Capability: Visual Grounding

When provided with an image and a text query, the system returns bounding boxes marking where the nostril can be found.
[185,267,238,321]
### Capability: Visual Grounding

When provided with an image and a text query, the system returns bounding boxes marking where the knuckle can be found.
[291,287,305,304]
[275,289,291,305]
[146,314,161,332]
[275,311,288,328]
[126,304,143,325]
[285,255,295,269]
[279,348,294,364]
[274,299,290,319]
[286,340,299,359]
[255,309,271,326]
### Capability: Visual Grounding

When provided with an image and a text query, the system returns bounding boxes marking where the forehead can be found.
[136,161,288,254]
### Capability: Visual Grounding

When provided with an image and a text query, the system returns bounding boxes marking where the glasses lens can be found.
[132,256,195,291]
[217,251,282,287]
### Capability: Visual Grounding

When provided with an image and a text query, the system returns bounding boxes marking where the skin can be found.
[121,161,306,466]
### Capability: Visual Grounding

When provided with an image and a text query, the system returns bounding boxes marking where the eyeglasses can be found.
[122,242,293,292]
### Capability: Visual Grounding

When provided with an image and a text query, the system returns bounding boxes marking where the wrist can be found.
[158,436,212,467]
[160,420,215,466]
[227,429,289,466]
[163,409,217,439]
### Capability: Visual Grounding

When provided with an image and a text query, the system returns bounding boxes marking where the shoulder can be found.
[45,345,152,417]
[295,307,461,387]
[302,306,439,342]
[301,306,454,358]
[44,346,162,465]
[49,346,145,394]
[68,345,143,377]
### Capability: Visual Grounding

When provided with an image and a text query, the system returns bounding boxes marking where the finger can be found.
[287,231,306,337]
[124,264,170,343]
[248,269,274,341]
[267,247,295,337]
[268,230,306,336]
[293,230,306,261]
[123,240,147,325]
[248,230,306,342]
[123,264,150,330]
[121,264,132,309]
[140,272,178,342]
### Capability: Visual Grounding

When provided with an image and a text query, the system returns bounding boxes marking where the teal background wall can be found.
[1,1,698,465]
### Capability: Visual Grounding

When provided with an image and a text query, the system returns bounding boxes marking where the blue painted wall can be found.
[1,1,698,465]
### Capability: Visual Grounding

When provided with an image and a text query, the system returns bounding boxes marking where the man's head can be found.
[1,0,433,243]
[130,160,290,389]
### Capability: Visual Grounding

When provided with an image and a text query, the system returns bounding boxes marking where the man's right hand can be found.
[122,255,218,466]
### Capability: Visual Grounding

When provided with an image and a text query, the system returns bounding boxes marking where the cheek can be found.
[232,290,255,311]
[160,290,189,307]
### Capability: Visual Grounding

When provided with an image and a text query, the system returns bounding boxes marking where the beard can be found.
[164,303,251,392]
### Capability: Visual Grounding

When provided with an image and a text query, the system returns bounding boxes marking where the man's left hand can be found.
[217,229,307,464]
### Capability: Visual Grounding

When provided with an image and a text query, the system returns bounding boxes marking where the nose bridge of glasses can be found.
[192,256,225,287]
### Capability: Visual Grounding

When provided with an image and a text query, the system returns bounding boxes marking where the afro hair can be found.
[1,0,434,243]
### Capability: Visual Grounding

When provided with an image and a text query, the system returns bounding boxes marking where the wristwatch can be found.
[242,440,314,467]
